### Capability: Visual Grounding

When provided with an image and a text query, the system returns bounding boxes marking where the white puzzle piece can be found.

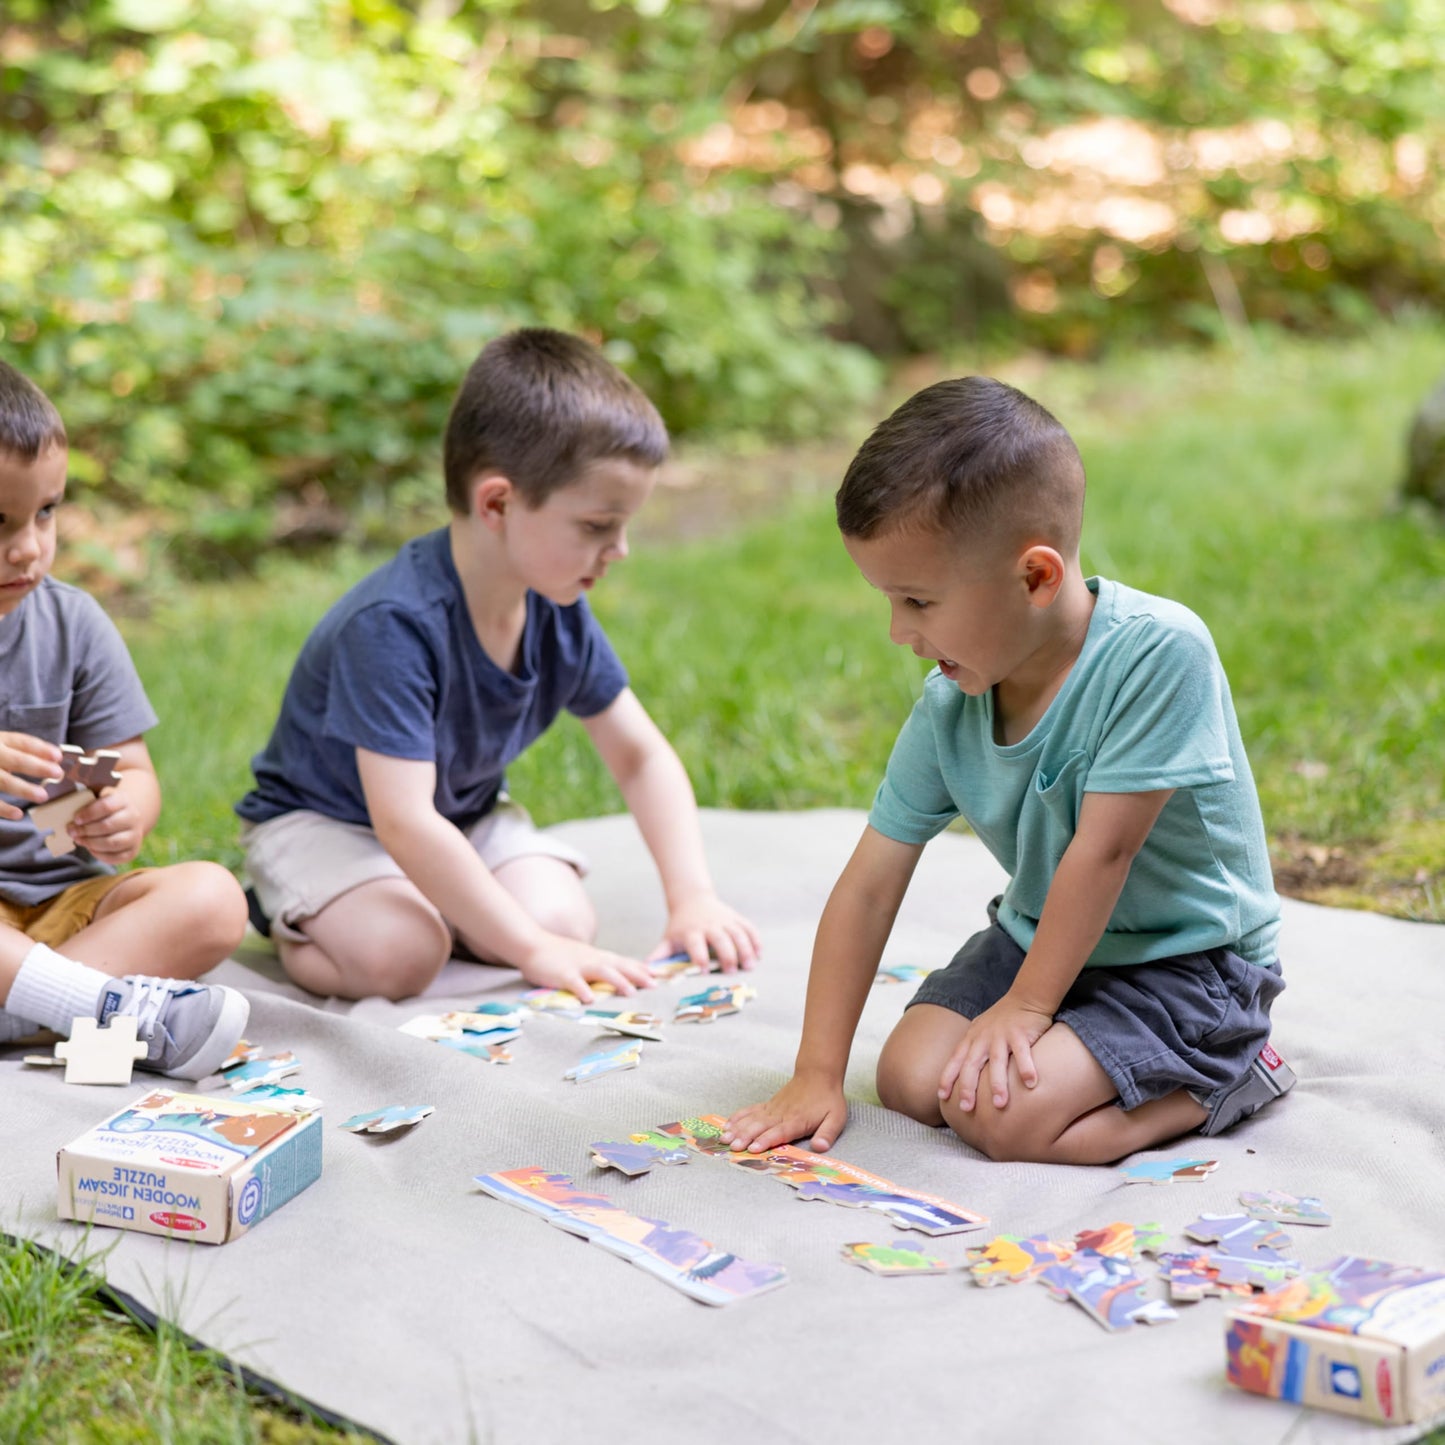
[53,1016,148,1085]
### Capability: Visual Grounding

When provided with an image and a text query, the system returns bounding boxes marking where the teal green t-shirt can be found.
[868,578,1281,967]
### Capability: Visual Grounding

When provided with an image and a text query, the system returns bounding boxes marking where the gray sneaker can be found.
[1201,1043,1297,1136]
[96,976,251,1082]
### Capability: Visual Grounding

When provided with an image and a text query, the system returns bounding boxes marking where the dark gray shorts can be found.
[908,901,1285,1113]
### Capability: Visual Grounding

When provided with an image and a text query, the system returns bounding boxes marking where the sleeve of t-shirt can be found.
[563,603,629,719]
[867,691,960,845]
[67,595,159,749]
[322,606,440,762]
[1085,621,1235,793]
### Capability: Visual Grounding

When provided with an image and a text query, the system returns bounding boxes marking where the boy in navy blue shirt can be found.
[238,330,759,1002]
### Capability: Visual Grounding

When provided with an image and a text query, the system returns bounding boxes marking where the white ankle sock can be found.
[6,943,112,1035]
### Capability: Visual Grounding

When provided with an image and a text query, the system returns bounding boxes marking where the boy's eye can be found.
[581,521,614,537]
[903,597,929,611]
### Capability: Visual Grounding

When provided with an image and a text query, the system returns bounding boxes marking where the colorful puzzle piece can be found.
[440,1009,526,1034]
[672,983,755,1024]
[340,1103,435,1134]
[53,1016,148,1085]
[872,963,937,985]
[842,1240,951,1276]
[522,985,618,1011]
[1074,1220,1170,1260]
[589,1139,692,1176]
[965,1234,1076,1286]
[237,1083,325,1111]
[1156,1249,1260,1301]
[1040,1250,1179,1331]
[1238,1189,1331,1227]
[1236,1255,1445,1332]
[437,1036,513,1063]
[1118,1156,1220,1186]
[564,1038,644,1083]
[475,1167,788,1306]
[1184,1212,1301,1268]
[225,1052,301,1092]
[219,1039,264,1070]
[648,1116,987,1236]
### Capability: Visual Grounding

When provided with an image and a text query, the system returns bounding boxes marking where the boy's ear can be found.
[470,473,514,528]
[1020,544,1066,606]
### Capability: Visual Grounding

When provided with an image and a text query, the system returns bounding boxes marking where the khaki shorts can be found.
[240,801,588,943]
[0,871,149,949]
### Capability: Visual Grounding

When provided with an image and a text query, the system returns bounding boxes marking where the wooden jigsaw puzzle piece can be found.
[53,1016,148,1085]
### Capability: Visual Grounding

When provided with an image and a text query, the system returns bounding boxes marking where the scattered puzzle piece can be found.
[1156,1249,1259,1302]
[872,963,937,985]
[53,1016,148,1085]
[437,1036,513,1063]
[564,1038,643,1083]
[965,1233,1076,1286]
[22,1052,66,1068]
[589,1140,692,1176]
[672,983,755,1023]
[1184,1213,1300,1268]
[522,985,618,1011]
[1074,1220,1170,1260]
[440,1009,526,1034]
[238,1083,325,1111]
[475,1167,789,1306]
[648,1116,988,1236]
[1239,1189,1331,1227]
[226,1052,301,1092]
[219,1039,264,1070]
[842,1240,951,1276]
[1040,1250,1178,1331]
[340,1104,435,1134]
[1118,1156,1220,1186]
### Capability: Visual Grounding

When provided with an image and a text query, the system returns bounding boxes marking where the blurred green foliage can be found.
[2,0,1443,571]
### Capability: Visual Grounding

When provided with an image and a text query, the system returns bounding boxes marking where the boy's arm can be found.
[67,737,159,864]
[940,787,1174,1113]
[723,825,925,1154]
[581,689,760,970]
[356,748,652,1001]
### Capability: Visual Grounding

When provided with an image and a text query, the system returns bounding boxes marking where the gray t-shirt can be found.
[0,578,158,905]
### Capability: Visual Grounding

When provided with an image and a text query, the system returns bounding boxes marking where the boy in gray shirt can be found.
[0,360,250,1079]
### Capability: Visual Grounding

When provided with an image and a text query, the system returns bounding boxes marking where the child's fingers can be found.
[706,927,739,972]
[563,973,597,1006]
[809,1103,846,1153]
[0,801,25,821]
[0,771,53,805]
[937,1041,969,1101]
[987,1048,1011,1110]
[1015,1036,1039,1089]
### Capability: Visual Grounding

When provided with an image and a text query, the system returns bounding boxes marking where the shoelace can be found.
[116,975,183,1049]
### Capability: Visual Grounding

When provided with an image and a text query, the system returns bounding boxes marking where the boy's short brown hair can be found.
[443,329,668,513]
[0,359,67,461]
[836,376,1085,554]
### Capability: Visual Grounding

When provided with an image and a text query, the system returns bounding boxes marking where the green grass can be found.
[25,325,1442,1442]
[0,1233,369,1442]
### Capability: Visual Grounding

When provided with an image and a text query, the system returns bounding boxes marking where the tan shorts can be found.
[0,870,149,949]
[240,801,588,943]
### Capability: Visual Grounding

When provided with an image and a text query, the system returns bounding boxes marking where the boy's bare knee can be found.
[534,892,596,944]
[876,1049,944,1126]
[178,863,250,956]
[326,903,451,1001]
[944,1099,1055,1164]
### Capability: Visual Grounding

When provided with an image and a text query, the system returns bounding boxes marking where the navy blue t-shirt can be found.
[236,529,628,830]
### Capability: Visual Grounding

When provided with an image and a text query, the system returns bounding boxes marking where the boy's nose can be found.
[605,531,629,562]
[7,525,39,564]
[888,611,918,648]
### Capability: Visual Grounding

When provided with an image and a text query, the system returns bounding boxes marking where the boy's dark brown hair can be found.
[0,359,67,461]
[836,376,1085,553]
[443,329,668,512]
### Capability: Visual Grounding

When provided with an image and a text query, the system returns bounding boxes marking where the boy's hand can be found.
[0,731,63,818]
[721,1072,848,1155]
[939,995,1054,1113]
[67,788,145,864]
[520,935,657,1006]
[650,892,762,974]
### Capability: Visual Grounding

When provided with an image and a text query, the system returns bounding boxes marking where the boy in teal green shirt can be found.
[725,376,1292,1164]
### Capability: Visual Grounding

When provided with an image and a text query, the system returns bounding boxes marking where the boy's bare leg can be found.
[878,1002,1207,1165]
[277,877,453,1001]
[459,855,595,960]
[59,862,247,980]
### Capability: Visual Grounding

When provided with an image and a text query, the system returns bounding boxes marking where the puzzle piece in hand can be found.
[964,1234,1076,1286]
[29,789,96,857]
[340,1103,435,1134]
[589,1139,692,1176]
[1238,1189,1331,1227]
[1040,1250,1178,1331]
[1184,1212,1300,1267]
[226,1052,301,1091]
[1073,1220,1170,1261]
[53,1016,148,1085]
[842,1240,951,1276]
[42,744,122,800]
[522,984,617,1011]
[564,1037,643,1083]
[673,983,755,1023]
[1118,1156,1219,1186]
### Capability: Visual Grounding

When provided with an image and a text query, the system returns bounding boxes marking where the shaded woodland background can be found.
[3,0,1443,575]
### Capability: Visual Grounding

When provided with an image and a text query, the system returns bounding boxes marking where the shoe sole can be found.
[166,989,252,1082]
